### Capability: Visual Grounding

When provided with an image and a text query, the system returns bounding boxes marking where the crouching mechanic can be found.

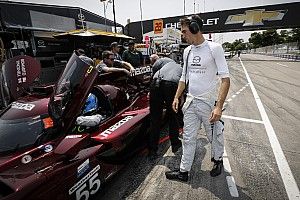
[165,15,230,181]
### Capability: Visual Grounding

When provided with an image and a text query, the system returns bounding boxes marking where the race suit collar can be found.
[191,40,208,49]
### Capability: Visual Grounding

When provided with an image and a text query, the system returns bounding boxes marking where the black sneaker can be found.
[210,160,223,177]
[171,142,182,153]
[165,169,188,182]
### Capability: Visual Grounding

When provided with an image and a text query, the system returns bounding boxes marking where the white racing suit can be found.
[178,40,229,172]
[180,93,224,172]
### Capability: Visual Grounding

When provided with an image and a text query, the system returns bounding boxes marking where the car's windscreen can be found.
[0,117,43,153]
[55,53,90,96]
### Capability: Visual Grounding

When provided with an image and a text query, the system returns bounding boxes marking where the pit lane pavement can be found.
[96,54,300,200]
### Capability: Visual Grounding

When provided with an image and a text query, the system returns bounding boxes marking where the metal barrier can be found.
[251,42,300,62]
[272,53,300,61]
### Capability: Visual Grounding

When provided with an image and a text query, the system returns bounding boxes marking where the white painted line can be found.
[226,176,239,197]
[239,89,243,92]
[232,94,237,98]
[223,148,238,197]
[223,148,232,173]
[239,58,300,200]
[222,115,264,124]
[227,98,232,102]
[223,158,232,173]
[223,149,228,157]
[236,92,240,95]
[242,87,246,90]
[276,63,288,67]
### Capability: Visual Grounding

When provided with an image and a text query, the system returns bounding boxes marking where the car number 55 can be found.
[76,173,101,200]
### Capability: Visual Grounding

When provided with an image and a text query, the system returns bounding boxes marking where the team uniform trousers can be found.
[180,98,224,172]
[148,80,181,152]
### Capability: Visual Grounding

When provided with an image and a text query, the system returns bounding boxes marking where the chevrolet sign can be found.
[126,2,299,42]
[225,9,287,26]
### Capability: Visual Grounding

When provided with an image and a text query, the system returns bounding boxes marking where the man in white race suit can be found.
[165,15,230,182]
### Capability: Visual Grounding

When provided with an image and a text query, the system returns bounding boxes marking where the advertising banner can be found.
[125,2,300,42]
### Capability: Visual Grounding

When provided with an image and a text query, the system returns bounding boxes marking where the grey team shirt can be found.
[153,62,182,83]
[180,40,229,97]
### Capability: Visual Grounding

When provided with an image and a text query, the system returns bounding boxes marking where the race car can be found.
[0,52,152,200]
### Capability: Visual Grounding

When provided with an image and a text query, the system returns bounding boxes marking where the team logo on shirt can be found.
[192,56,201,63]
[191,56,201,67]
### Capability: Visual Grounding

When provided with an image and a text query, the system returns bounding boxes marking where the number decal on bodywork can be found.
[69,165,101,200]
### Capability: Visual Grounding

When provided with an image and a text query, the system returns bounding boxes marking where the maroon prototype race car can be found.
[0,52,152,200]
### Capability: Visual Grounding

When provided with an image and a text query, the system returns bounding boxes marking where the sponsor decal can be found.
[66,135,83,139]
[16,59,27,83]
[153,19,163,34]
[37,40,46,47]
[100,116,133,137]
[191,63,202,67]
[78,13,85,21]
[77,159,90,178]
[131,66,151,76]
[21,155,32,164]
[84,66,94,78]
[44,144,53,153]
[11,102,35,111]
[192,56,201,63]
[12,40,29,49]
[203,18,219,26]
[69,165,101,200]
[165,18,219,29]
[191,56,202,67]
[190,69,206,74]
[225,9,287,26]
[86,66,94,74]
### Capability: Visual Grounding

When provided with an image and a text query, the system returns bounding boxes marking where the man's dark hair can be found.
[102,50,114,60]
[110,42,118,50]
[180,15,203,32]
[128,40,135,45]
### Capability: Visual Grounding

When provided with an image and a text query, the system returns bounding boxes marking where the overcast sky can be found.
[13,0,299,43]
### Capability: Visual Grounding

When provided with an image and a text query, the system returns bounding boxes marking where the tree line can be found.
[222,28,300,52]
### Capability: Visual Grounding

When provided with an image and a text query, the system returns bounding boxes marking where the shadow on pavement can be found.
[162,137,252,200]
[96,136,252,200]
